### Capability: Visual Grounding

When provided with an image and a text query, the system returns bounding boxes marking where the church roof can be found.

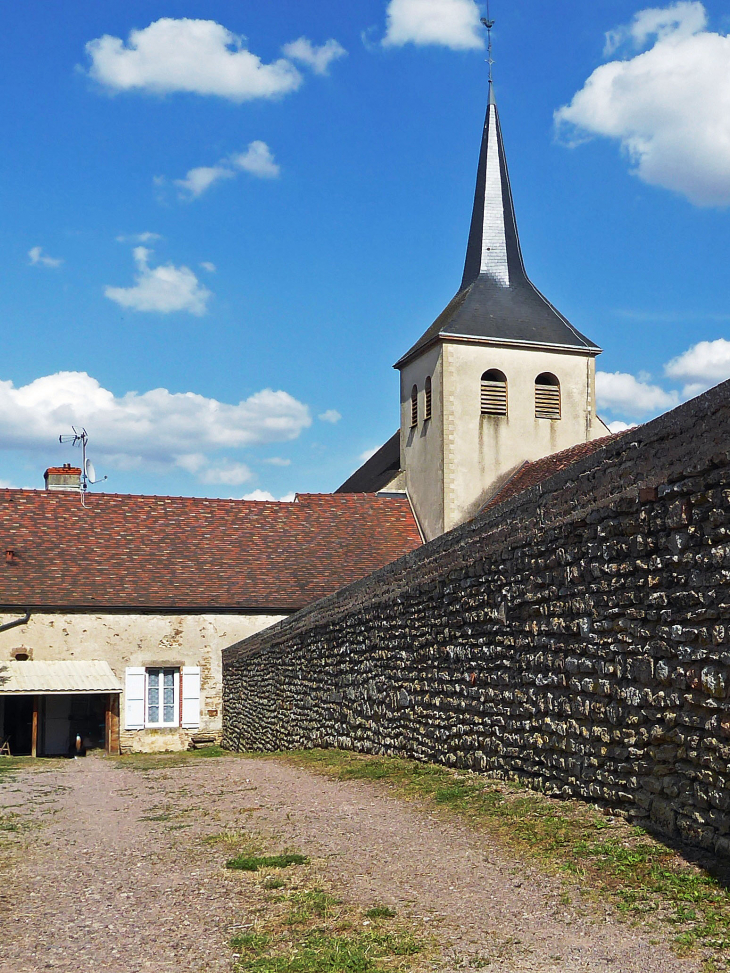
[395,85,600,369]
[336,432,401,494]
[0,490,421,613]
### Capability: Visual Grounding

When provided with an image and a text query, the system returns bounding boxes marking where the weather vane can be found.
[480,1,495,85]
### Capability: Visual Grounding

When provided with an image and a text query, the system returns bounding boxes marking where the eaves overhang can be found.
[394,332,602,371]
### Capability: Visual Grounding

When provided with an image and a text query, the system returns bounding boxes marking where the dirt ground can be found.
[0,753,702,973]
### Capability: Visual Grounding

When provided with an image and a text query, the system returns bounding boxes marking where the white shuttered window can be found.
[125,667,146,730]
[181,667,201,729]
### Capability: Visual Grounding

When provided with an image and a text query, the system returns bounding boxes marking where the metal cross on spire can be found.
[480,2,495,85]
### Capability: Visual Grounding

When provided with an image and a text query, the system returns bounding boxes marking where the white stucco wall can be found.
[401,339,602,540]
[399,345,444,542]
[0,612,285,752]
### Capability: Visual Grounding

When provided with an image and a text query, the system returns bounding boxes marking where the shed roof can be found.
[0,660,122,695]
[0,490,421,613]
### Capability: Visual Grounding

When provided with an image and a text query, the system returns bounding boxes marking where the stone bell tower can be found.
[394,80,606,542]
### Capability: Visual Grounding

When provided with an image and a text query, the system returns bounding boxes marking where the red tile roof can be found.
[483,433,627,512]
[0,491,421,613]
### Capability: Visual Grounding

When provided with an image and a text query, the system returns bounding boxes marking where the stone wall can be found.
[223,381,730,856]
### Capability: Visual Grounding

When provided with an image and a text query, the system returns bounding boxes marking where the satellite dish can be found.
[85,459,96,484]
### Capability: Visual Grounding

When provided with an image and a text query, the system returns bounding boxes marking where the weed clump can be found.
[226,852,309,872]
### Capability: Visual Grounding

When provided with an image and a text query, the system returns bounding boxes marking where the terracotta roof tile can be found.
[0,491,421,612]
[483,433,628,512]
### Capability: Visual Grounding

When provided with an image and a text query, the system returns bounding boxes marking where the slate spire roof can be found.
[395,83,600,368]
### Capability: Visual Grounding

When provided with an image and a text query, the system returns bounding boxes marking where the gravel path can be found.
[0,754,699,973]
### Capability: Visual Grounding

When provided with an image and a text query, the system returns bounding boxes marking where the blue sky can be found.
[1,0,729,498]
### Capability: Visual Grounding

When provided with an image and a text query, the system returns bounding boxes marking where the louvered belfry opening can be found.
[535,373,561,419]
[424,376,432,421]
[410,385,418,428]
[480,369,508,416]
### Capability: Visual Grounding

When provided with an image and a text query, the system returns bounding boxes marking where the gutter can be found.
[0,611,31,634]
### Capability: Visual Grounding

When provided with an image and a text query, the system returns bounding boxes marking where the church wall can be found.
[0,611,284,752]
[442,341,601,533]
[223,380,730,859]
[400,345,444,541]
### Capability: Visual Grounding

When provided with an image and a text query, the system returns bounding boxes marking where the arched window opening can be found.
[410,384,418,428]
[535,373,561,419]
[424,376,432,421]
[480,369,508,416]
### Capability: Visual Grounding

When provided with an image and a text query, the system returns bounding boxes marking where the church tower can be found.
[394,81,606,541]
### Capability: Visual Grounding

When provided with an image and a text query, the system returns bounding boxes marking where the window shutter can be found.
[124,667,146,730]
[181,667,201,729]
[535,385,561,419]
[481,380,507,416]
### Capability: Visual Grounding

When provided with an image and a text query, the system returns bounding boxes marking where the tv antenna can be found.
[58,427,108,505]
[481,2,495,85]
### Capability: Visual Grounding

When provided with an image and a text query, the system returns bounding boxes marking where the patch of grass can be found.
[111,745,225,772]
[226,852,309,872]
[365,906,397,921]
[278,749,730,969]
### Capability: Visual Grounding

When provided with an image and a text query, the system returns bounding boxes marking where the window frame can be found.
[410,384,418,428]
[144,667,180,728]
[424,376,432,422]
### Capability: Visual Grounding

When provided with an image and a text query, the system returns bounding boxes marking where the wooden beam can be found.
[106,694,120,756]
[31,696,38,758]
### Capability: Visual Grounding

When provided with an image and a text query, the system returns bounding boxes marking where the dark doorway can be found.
[3,696,33,756]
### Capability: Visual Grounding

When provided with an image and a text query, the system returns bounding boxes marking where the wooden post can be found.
[106,694,120,755]
[31,695,39,758]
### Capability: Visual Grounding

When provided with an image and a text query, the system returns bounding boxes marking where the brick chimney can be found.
[44,463,82,492]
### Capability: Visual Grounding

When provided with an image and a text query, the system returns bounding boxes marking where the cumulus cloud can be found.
[116,231,161,244]
[665,337,730,383]
[606,420,638,434]
[28,246,63,268]
[555,3,730,206]
[264,457,291,467]
[382,0,485,50]
[173,141,280,199]
[243,489,296,502]
[0,371,311,483]
[105,247,211,315]
[85,18,303,101]
[596,371,679,416]
[318,409,342,424]
[200,261,216,273]
[359,447,380,463]
[282,37,347,75]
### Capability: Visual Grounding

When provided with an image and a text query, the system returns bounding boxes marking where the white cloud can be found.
[199,462,253,486]
[86,18,302,102]
[359,447,380,463]
[264,457,291,467]
[116,232,161,244]
[606,420,638,433]
[0,371,311,483]
[382,0,485,50]
[28,246,63,268]
[200,261,216,273]
[243,489,295,502]
[555,3,730,206]
[231,141,280,178]
[174,165,235,198]
[282,37,347,75]
[596,371,679,416]
[318,409,342,424]
[173,141,280,199]
[665,338,730,383]
[105,247,211,315]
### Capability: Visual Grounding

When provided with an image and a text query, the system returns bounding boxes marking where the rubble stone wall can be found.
[223,382,730,857]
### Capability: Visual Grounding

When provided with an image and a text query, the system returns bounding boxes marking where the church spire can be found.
[460,82,526,291]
